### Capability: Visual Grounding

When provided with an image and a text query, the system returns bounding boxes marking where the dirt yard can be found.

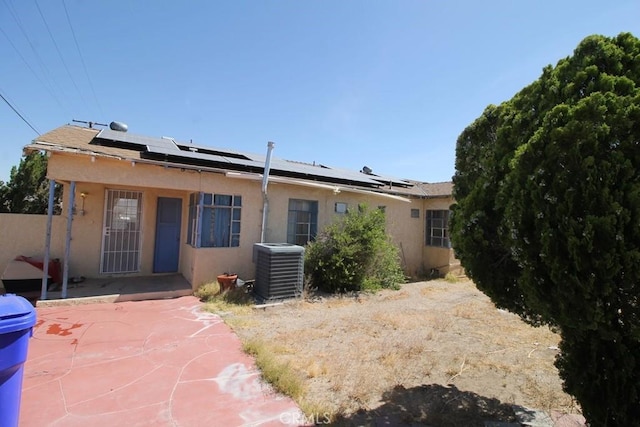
[216,279,582,425]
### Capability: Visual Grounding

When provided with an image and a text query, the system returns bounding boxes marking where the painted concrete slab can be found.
[20,296,303,426]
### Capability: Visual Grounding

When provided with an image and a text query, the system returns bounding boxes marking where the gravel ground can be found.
[221,279,582,426]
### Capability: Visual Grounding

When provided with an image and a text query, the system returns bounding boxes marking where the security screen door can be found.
[101,189,143,273]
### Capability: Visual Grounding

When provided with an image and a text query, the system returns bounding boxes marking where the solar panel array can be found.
[94,129,411,188]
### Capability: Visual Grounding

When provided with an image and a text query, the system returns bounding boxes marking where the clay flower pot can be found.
[217,273,238,292]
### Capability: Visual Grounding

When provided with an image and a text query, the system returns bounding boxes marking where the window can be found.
[335,202,348,214]
[287,199,318,245]
[411,208,420,218]
[426,210,451,248]
[188,192,241,248]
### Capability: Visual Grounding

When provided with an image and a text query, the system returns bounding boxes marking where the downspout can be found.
[260,141,275,243]
[41,179,56,301]
[62,181,76,299]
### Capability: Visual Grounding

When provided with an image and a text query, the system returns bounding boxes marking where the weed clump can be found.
[444,272,458,283]
[243,339,305,400]
[194,282,220,301]
[196,281,254,317]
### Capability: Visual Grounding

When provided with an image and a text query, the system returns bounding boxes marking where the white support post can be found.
[40,179,56,301]
[62,181,76,299]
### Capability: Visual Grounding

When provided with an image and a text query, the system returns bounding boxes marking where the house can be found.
[16,124,458,296]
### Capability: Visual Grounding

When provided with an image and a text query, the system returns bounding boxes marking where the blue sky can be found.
[1,1,639,183]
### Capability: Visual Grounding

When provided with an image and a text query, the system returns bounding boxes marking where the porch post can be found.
[62,181,76,299]
[41,179,56,301]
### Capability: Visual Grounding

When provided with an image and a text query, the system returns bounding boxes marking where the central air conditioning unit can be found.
[253,243,304,301]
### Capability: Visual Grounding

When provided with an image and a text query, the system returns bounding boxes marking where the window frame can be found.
[188,192,242,248]
[425,209,451,248]
[335,202,348,214]
[287,199,318,245]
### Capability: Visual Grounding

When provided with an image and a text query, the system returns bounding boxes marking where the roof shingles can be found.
[27,125,453,198]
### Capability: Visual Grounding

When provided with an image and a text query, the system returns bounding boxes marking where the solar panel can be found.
[144,145,265,168]
[95,128,411,188]
[95,128,179,151]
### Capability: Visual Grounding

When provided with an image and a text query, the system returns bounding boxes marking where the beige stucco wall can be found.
[59,181,191,279]
[45,151,459,289]
[264,182,458,280]
[179,243,195,284]
[0,213,66,277]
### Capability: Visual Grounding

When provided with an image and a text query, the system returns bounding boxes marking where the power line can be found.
[34,0,90,112]
[2,0,72,112]
[0,90,41,135]
[62,0,104,118]
[0,26,66,111]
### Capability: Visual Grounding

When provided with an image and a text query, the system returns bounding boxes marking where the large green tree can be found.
[450,33,640,426]
[0,151,61,214]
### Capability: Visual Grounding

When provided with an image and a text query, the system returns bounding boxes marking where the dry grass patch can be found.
[220,279,581,424]
[242,339,303,397]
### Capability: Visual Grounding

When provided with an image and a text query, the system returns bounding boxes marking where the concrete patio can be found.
[20,295,304,426]
[11,274,194,307]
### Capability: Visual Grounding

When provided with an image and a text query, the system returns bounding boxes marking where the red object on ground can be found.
[21,296,304,426]
[14,256,62,285]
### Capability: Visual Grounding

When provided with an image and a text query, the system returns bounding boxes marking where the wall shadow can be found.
[332,383,517,427]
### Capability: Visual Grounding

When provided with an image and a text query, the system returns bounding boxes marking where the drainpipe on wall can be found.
[260,141,275,243]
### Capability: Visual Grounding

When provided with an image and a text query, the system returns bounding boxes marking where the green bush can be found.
[451,33,640,425]
[304,204,405,293]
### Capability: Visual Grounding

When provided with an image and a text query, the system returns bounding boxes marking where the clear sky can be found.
[1,1,639,183]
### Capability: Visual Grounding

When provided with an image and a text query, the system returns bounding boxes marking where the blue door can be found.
[153,197,182,273]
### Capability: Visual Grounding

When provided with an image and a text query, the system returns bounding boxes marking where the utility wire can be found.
[34,0,90,112]
[2,0,71,112]
[0,90,41,135]
[62,0,104,118]
[0,26,66,111]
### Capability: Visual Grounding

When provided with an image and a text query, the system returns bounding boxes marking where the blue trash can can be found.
[0,294,36,427]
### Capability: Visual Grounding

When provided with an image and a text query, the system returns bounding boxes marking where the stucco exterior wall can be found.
[0,213,66,277]
[48,154,204,192]
[180,243,195,285]
[58,181,191,278]
[48,152,270,288]
[44,151,459,290]
[262,182,458,280]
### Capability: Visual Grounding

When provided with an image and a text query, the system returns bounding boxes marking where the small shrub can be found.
[194,281,220,301]
[444,272,458,283]
[305,204,405,293]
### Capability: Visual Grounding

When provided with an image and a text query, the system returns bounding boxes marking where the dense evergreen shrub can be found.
[450,33,640,426]
[304,204,405,293]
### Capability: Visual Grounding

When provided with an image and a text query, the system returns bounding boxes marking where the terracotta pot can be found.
[217,274,238,292]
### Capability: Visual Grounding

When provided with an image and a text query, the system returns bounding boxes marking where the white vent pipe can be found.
[260,141,275,243]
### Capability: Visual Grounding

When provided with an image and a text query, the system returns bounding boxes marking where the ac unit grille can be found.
[254,244,304,301]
